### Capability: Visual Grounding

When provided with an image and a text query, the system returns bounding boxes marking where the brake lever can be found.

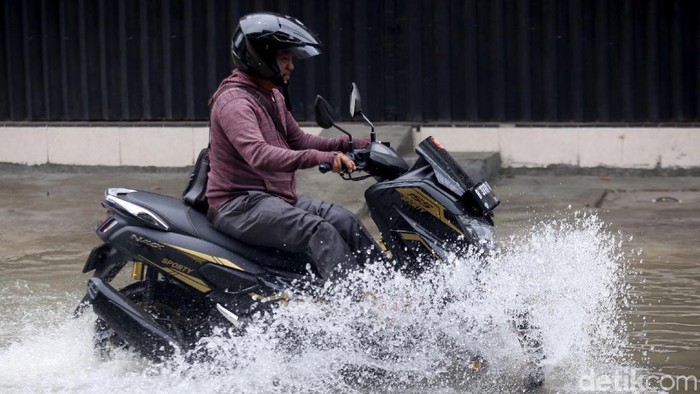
[340,163,371,181]
[341,173,373,181]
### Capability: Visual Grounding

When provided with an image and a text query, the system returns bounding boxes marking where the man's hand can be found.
[332,152,356,173]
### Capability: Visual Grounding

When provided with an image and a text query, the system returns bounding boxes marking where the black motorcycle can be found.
[75,84,543,388]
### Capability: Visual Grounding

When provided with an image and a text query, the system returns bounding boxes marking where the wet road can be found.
[0,167,699,391]
[494,174,700,384]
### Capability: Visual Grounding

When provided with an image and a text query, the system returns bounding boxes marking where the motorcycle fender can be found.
[83,243,128,284]
[82,244,112,273]
[87,277,182,357]
[76,244,127,318]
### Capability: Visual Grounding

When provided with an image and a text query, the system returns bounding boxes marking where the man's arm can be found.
[284,109,371,152]
[217,97,336,172]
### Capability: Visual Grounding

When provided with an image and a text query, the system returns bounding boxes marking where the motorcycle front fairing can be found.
[365,136,498,271]
[364,141,410,180]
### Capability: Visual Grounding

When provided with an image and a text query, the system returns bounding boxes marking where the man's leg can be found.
[212,192,355,280]
[295,197,383,265]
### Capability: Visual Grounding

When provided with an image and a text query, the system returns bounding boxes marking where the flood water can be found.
[0,172,698,393]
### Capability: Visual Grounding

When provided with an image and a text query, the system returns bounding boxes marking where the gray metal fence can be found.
[2,0,698,123]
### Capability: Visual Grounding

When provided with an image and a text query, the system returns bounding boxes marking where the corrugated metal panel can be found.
[1,0,698,123]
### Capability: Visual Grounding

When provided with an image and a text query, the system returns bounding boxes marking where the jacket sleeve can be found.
[283,111,348,152]
[215,96,336,172]
[283,108,373,151]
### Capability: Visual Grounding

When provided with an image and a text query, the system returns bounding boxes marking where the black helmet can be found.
[231,12,322,86]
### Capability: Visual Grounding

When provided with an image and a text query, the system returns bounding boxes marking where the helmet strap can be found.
[281,83,292,112]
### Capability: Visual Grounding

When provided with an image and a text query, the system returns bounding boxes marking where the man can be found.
[206,12,380,281]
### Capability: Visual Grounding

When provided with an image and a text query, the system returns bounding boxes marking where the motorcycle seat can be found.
[123,191,312,274]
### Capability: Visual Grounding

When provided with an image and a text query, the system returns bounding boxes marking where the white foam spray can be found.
[0,212,641,393]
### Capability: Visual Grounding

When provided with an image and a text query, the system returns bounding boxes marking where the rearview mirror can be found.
[349,82,375,143]
[350,82,362,118]
[314,95,335,129]
[313,94,354,149]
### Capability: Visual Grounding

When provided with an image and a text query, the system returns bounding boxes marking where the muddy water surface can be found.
[0,170,699,392]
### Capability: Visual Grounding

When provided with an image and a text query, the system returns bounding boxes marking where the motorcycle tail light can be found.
[99,218,118,233]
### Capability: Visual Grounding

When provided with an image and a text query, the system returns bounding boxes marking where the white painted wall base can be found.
[1,125,698,169]
[420,126,700,169]
[0,126,323,167]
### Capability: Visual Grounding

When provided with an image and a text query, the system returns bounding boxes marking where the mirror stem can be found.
[360,112,375,142]
[334,124,354,152]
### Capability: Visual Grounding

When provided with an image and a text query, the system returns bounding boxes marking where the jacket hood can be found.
[208,70,264,107]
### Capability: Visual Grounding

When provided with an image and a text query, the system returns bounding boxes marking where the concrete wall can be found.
[1,125,698,169]
[420,127,700,169]
[0,126,323,167]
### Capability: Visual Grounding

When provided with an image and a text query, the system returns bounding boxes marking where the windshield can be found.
[415,137,476,197]
[415,137,500,214]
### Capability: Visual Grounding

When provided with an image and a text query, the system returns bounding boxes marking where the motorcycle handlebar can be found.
[318,150,367,175]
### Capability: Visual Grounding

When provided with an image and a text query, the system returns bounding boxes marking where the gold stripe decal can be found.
[137,254,211,292]
[163,243,244,271]
[396,188,463,235]
[399,232,438,257]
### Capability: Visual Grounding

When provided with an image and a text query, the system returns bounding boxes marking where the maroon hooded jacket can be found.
[206,70,366,209]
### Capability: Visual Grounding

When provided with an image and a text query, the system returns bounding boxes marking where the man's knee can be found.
[325,205,362,230]
[309,219,344,244]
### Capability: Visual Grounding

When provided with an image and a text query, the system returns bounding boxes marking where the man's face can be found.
[277,51,294,84]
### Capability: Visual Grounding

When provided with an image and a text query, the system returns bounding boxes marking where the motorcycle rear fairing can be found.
[90,215,307,303]
[82,190,315,342]
[100,189,314,275]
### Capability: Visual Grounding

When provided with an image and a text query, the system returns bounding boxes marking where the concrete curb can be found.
[418,126,700,169]
[3,125,699,170]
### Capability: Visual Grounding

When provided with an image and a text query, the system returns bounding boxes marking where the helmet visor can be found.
[289,45,322,59]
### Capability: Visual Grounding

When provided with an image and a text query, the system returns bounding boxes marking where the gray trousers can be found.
[212,191,381,280]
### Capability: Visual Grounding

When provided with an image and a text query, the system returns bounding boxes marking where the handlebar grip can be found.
[319,163,331,173]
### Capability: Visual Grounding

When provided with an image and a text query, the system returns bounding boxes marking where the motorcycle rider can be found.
[206,12,381,281]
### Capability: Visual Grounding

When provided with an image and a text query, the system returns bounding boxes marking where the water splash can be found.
[0,212,639,393]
